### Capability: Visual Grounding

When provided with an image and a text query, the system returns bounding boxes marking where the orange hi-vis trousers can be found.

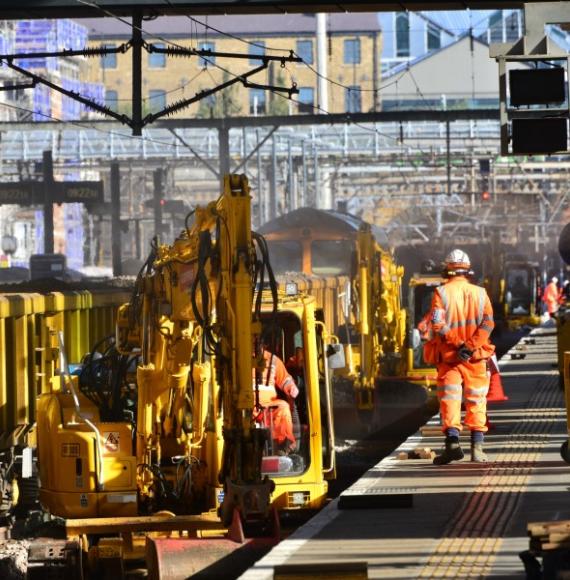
[437,359,490,433]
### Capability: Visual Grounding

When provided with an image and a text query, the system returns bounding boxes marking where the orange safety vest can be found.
[252,350,296,407]
[424,276,495,365]
[252,350,296,446]
[542,281,560,314]
[417,312,434,341]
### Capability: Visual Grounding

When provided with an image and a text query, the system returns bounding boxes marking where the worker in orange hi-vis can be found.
[542,276,560,318]
[252,343,299,454]
[424,249,495,465]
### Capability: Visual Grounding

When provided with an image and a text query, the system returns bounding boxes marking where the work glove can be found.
[457,344,473,362]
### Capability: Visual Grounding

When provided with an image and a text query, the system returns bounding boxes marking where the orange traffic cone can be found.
[487,367,508,402]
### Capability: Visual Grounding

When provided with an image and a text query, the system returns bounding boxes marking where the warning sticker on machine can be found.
[103,432,120,453]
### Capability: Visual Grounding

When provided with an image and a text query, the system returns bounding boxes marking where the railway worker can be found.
[425,249,495,464]
[542,276,560,318]
[253,342,299,454]
[286,346,305,378]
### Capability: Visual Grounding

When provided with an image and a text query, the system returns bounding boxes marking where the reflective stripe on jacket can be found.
[429,276,495,363]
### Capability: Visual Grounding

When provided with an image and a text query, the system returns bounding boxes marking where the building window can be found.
[249,88,266,114]
[105,89,118,109]
[298,87,314,113]
[505,11,520,42]
[345,86,361,113]
[149,89,167,113]
[199,42,215,67]
[249,41,266,64]
[148,43,166,68]
[396,13,410,57]
[344,38,361,64]
[296,40,313,64]
[489,11,503,44]
[427,23,441,51]
[101,44,117,69]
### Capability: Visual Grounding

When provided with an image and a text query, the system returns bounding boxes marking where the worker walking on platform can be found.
[424,249,495,464]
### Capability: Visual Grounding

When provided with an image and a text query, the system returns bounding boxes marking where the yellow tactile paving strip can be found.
[420,375,559,579]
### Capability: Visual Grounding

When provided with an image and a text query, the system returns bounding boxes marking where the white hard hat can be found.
[445,249,471,270]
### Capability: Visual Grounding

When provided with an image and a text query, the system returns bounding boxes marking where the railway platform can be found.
[241,326,568,579]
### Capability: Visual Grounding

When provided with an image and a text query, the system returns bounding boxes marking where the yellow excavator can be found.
[499,256,541,331]
[34,175,339,577]
[403,270,444,391]
[259,208,406,418]
[343,223,406,412]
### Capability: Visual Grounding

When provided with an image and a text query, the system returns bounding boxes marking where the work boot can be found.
[433,436,464,465]
[470,442,488,463]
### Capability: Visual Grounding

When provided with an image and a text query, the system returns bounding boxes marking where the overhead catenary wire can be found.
[80,0,408,101]
[0,99,211,156]
[68,0,430,154]
[73,0,440,155]
[166,7,500,96]
[4,0,442,158]
[76,0,298,94]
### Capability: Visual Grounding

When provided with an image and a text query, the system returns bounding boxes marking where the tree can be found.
[197,72,242,118]
[267,71,289,116]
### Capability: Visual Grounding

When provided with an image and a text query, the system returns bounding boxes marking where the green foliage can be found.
[267,71,289,116]
[196,72,242,118]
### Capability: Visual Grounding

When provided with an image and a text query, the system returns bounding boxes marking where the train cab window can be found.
[256,313,309,478]
[506,268,532,314]
[311,240,352,275]
[266,240,303,274]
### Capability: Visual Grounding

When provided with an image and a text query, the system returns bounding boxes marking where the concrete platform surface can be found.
[241,326,569,579]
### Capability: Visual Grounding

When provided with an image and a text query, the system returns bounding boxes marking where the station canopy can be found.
[5,0,533,19]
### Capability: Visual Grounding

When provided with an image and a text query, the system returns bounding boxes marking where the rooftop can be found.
[79,13,382,39]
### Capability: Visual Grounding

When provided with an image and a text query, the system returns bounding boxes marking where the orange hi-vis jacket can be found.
[252,350,297,446]
[427,276,495,364]
[542,281,560,314]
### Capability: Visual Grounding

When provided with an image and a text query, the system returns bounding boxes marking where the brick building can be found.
[80,13,382,118]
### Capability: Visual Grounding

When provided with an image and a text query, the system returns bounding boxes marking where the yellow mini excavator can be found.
[33,175,340,578]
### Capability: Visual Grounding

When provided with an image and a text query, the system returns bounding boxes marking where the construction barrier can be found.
[0,289,130,448]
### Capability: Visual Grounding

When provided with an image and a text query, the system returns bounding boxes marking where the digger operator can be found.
[252,339,299,454]
[424,249,495,465]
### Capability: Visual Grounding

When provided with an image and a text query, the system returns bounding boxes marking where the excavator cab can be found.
[404,274,443,389]
[502,260,541,329]
[255,311,309,477]
[255,293,337,512]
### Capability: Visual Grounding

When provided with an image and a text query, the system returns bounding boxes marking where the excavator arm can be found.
[353,224,406,410]
[117,174,274,526]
